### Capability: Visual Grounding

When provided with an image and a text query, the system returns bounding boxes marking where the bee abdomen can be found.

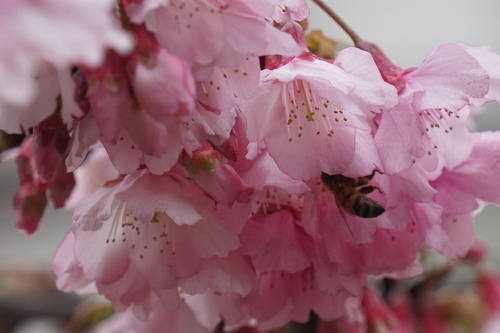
[352,195,385,218]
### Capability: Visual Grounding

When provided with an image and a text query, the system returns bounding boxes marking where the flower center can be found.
[105,203,178,259]
[419,108,458,134]
[283,79,348,142]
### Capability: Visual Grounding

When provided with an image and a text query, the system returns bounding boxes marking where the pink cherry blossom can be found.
[93,296,210,333]
[65,146,120,209]
[54,168,252,315]
[0,0,132,132]
[6,1,500,332]
[427,132,500,259]
[270,0,309,22]
[128,0,301,79]
[68,25,260,176]
[242,48,397,181]
[373,42,489,175]
[462,44,500,107]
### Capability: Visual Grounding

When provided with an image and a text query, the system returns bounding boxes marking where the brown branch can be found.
[311,0,362,47]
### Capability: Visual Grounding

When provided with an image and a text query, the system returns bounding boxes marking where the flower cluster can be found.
[3,0,500,332]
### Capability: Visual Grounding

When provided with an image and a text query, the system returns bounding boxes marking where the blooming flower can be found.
[4,0,500,332]
[371,42,490,175]
[129,0,301,79]
[241,48,397,181]
[0,0,132,133]
[53,167,252,316]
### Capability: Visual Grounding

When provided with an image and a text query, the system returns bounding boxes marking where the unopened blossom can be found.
[31,111,70,183]
[14,137,75,234]
[242,47,397,181]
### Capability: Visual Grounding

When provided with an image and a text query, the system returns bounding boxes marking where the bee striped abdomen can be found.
[321,172,385,219]
[350,194,385,218]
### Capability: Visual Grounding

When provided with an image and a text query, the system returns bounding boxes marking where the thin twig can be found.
[117,0,130,30]
[311,0,362,47]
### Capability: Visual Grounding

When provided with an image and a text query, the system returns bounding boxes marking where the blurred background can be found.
[1,0,500,331]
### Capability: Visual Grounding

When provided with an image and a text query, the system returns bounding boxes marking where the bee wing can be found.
[334,199,355,238]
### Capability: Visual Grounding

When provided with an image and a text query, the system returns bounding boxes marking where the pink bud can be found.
[420,302,452,333]
[387,289,416,333]
[32,111,70,183]
[14,184,48,235]
[478,270,500,315]
[463,237,488,263]
[362,287,399,333]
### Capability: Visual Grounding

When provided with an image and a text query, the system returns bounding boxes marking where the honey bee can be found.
[321,171,385,218]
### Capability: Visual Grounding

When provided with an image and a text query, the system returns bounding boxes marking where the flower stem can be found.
[311,0,362,47]
[117,0,130,30]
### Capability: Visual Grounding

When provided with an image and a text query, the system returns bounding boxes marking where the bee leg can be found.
[358,185,376,194]
[359,185,384,195]
[352,170,382,187]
